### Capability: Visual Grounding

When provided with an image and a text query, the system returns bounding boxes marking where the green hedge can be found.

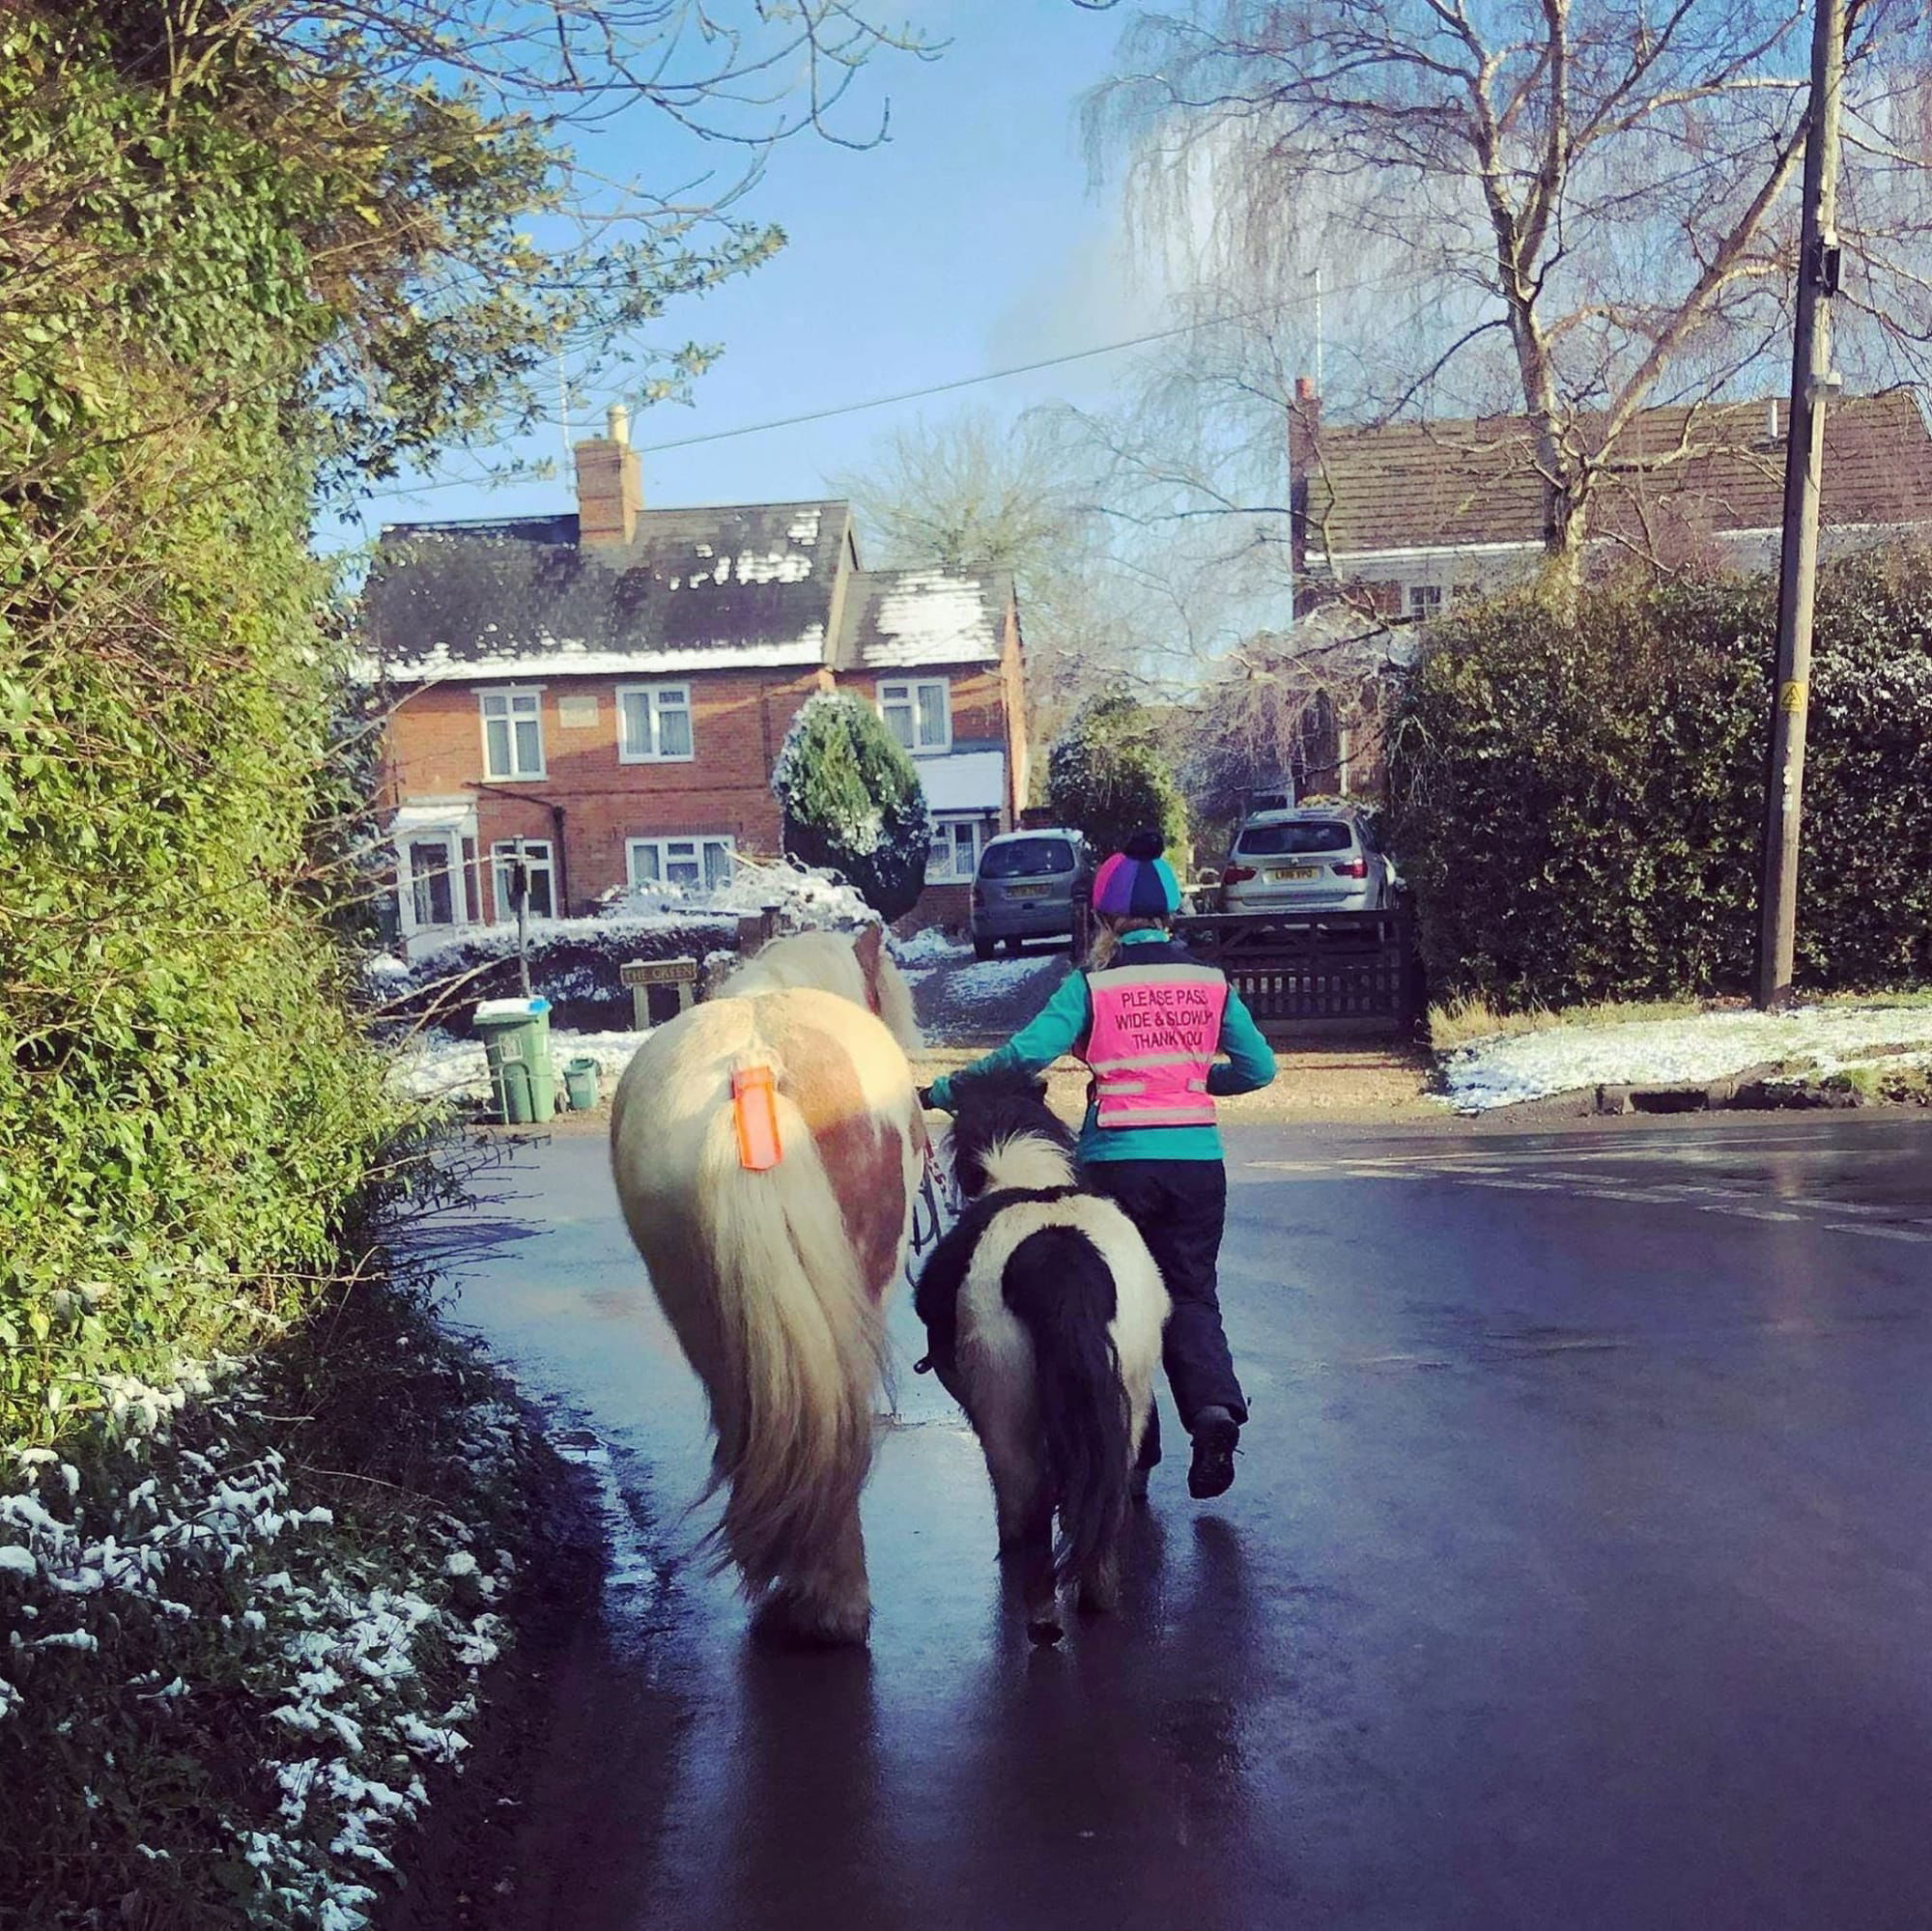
[0,16,404,1443]
[1046,692,1191,865]
[1385,560,1932,1009]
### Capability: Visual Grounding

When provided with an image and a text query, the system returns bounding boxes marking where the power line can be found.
[632,302,1285,453]
[357,274,1378,508]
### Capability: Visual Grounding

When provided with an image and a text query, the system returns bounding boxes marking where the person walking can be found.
[921,829,1276,1498]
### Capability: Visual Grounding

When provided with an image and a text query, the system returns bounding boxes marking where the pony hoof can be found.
[1026,1616,1064,1647]
[753,1592,870,1650]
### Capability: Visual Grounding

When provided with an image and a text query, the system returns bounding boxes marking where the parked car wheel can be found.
[974,936,996,961]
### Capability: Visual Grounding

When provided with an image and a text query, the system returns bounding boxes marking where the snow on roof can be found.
[842,567,1010,669]
[363,501,851,684]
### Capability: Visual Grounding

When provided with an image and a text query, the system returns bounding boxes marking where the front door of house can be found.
[405,834,462,933]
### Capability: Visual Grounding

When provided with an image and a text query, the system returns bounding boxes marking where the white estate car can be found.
[1216,807,1396,914]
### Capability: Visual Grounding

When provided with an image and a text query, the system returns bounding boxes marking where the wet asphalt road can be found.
[424,1111,1932,1931]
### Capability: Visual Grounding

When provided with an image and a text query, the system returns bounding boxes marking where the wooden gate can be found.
[1072,902,1425,1040]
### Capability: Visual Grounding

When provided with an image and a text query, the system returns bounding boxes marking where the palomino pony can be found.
[913,1067,1168,1644]
[610,924,923,1644]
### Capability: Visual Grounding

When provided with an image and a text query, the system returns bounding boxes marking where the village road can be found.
[414,1109,1932,1931]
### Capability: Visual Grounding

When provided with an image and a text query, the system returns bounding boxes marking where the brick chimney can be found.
[1288,374,1322,598]
[575,402,642,550]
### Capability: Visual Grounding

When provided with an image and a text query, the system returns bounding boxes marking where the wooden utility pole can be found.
[1755,0,1846,1008]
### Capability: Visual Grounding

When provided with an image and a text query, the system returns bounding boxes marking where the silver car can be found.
[970,829,1091,957]
[1217,809,1394,913]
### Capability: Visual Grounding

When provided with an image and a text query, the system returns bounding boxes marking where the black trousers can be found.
[1083,1159,1245,1468]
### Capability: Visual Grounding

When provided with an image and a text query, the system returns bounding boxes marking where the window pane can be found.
[658,702,693,758]
[528,866,554,919]
[703,841,733,890]
[481,695,507,719]
[514,716,542,773]
[927,831,950,878]
[630,843,660,885]
[485,717,511,777]
[512,692,538,717]
[917,683,947,747]
[622,692,649,755]
[883,702,914,750]
[667,858,700,887]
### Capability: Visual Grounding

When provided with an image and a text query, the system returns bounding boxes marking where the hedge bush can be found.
[1045,692,1191,865]
[1385,559,1932,1008]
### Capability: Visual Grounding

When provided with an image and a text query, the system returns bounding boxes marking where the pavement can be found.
[412,1109,1932,1931]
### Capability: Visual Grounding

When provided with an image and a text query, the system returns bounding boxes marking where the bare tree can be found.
[836,407,1185,721]
[1087,0,1932,593]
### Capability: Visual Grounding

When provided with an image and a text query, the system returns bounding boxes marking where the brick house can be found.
[363,412,1029,953]
[1290,383,1932,618]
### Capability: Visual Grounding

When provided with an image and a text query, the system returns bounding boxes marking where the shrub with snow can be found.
[0,1280,550,1928]
[771,693,929,922]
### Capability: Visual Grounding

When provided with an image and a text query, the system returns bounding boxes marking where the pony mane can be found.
[714,926,922,1053]
[946,1065,1076,1196]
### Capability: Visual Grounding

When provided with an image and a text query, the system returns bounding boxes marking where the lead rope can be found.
[905,1133,957,1372]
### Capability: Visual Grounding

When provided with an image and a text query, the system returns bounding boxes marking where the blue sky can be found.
[330,1,1160,552]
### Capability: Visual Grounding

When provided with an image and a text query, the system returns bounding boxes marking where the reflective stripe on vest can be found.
[1085,962,1228,1128]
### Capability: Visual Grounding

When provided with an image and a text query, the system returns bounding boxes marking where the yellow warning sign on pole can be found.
[1777,679,1807,715]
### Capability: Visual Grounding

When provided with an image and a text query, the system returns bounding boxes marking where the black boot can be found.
[1187,1406,1238,1499]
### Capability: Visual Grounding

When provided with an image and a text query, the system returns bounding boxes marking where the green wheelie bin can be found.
[473,996,555,1124]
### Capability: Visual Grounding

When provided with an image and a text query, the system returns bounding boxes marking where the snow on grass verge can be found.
[0,1279,554,1928]
[1439,1001,1932,1112]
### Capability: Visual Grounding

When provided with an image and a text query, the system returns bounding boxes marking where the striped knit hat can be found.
[1092,828,1181,919]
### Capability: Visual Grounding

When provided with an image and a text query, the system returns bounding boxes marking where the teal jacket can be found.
[925,929,1277,1162]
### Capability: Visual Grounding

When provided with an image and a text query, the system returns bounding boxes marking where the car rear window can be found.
[979,837,1077,879]
[1236,820,1355,857]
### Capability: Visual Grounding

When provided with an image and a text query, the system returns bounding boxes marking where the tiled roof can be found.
[1303,391,1932,559]
[363,500,853,680]
[838,567,1012,670]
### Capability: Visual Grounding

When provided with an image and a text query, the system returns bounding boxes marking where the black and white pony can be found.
[914,1067,1168,1644]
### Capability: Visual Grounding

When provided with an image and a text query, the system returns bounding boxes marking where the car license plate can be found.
[1006,883,1050,899]
[1266,866,1320,882]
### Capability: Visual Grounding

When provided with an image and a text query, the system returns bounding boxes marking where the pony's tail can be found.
[1002,1226,1130,1586]
[691,1055,886,1609]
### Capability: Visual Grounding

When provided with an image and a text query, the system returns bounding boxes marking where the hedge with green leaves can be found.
[1384,560,1932,1008]
[771,693,930,921]
[0,16,407,1444]
[1045,692,1191,866]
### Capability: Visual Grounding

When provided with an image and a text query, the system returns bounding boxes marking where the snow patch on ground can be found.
[1440,1004,1932,1112]
[387,1030,647,1104]
[891,928,969,967]
[939,954,1065,1009]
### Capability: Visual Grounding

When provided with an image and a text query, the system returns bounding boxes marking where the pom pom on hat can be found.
[1092,829,1181,918]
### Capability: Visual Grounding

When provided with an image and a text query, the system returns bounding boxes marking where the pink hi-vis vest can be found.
[1085,963,1229,1128]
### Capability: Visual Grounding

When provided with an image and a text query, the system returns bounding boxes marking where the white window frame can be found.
[1406,583,1446,619]
[489,838,555,923]
[879,676,952,755]
[625,834,736,895]
[478,687,545,780]
[926,812,987,885]
[616,682,695,763]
